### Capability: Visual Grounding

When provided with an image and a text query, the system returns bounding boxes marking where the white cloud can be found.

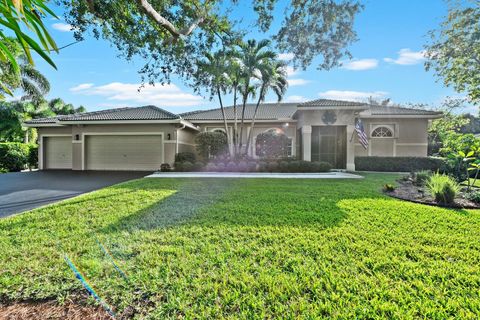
[278,53,295,61]
[341,58,378,71]
[70,82,205,107]
[286,66,298,77]
[384,49,425,65]
[318,90,388,102]
[70,83,94,92]
[52,22,76,32]
[288,79,310,86]
[285,95,308,102]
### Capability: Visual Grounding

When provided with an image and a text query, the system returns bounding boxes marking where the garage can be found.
[85,135,163,171]
[44,136,72,169]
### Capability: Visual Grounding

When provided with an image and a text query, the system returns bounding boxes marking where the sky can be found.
[31,0,478,115]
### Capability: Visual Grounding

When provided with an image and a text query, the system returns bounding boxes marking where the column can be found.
[346,124,355,171]
[302,125,312,162]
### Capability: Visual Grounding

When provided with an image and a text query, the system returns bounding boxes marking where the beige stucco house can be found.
[24,99,442,171]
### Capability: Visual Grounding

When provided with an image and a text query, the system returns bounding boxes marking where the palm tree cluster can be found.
[196,39,288,157]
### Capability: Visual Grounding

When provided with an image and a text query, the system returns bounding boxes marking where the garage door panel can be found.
[45,136,72,169]
[86,135,163,171]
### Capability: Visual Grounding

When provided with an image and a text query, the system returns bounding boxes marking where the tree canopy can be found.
[425,0,480,108]
[57,0,362,85]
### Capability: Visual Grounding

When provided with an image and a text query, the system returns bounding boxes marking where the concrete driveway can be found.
[0,171,149,218]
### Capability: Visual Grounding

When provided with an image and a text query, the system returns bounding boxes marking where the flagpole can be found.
[350,118,357,142]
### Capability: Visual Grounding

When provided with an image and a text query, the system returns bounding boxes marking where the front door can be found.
[311,126,346,169]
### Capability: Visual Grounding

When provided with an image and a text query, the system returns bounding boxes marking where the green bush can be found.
[413,170,432,186]
[355,157,446,172]
[195,132,228,159]
[27,144,38,168]
[383,184,395,192]
[255,130,289,159]
[427,173,460,205]
[0,143,34,172]
[175,152,196,163]
[464,191,480,204]
[160,163,171,172]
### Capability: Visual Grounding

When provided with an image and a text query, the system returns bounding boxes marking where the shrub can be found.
[237,161,248,172]
[355,156,446,172]
[0,143,32,172]
[175,152,196,163]
[27,144,38,169]
[312,161,332,173]
[195,132,228,159]
[181,161,194,172]
[255,130,289,159]
[427,173,460,205]
[205,163,217,172]
[383,184,395,192]
[464,191,480,204]
[193,161,205,171]
[413,170,432,186]
[160,163,171,172]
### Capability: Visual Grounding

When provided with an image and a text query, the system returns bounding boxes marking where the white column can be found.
[302,125,312,162]
[346,124,355,171]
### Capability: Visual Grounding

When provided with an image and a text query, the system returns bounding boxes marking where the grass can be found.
[0,174,479,319]
[463,178,480,188]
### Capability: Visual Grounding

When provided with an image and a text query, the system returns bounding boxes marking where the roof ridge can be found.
[179,102,297,116]
[144,105,180,118]
[370,105,443,113]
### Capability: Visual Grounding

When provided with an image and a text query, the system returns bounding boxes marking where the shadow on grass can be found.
[100,179,235,233]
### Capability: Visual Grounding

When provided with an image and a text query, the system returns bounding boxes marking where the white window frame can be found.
[370,124,395,139]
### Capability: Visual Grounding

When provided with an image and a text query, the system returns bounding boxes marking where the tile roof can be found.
[368,105,443,116]
[181,103,299,120]
[300,99,368,107]
[25,105,179,124]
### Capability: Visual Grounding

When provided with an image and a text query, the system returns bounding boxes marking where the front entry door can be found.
[311,126,346,169]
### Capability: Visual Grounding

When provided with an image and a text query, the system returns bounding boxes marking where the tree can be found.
[0,39,50,102]
[48,98,86,115]
[0,0,58,98]
[425,0,480,110]
[58,0,362,85]
[245,60,288,154]
[196,51,232,154]
[236,39,277,154]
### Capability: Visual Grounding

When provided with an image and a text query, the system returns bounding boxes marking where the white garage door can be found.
[44,136,72,169]
[85,135,163,171]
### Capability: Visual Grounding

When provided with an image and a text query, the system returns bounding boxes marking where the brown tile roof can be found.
[25,105,179,124]
[181,103,299,120]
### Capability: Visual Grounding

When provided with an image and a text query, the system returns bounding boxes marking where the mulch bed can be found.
[0,300,112,320]
[385,180,479,209]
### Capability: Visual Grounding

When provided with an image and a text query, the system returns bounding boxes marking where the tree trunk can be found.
[238,93,248,156]
[245,86,265,156]
[217,86,231,156]
[24,130,29,144]
[233,86,238,157]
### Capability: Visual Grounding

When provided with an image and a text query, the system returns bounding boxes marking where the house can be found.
[24,99,442,171]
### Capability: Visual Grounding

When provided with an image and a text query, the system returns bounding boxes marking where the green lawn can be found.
[0,174,479,319]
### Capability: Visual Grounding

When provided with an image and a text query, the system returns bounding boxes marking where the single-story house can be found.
[24,99,442,171]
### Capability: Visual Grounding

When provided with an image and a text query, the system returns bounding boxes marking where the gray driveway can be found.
[0,171,148,218]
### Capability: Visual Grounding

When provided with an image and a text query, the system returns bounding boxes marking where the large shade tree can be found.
[57,0,362,85]
[425,0,480,112]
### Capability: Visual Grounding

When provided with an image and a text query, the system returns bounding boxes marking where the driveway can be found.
[0,171,149,218]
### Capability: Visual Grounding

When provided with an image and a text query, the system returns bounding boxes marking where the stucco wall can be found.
[354,118,429,157]
[39,124,179,170]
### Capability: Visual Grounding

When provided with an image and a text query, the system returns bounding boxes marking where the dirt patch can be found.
[386,180,479,209]
[0,300,111,320]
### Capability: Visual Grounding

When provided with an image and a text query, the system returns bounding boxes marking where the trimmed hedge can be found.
[174,159,332,173]
[355,156,446,172]
[0,143,38,172]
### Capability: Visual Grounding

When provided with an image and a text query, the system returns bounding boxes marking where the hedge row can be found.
[0,143,38,172]
[175,160,332,173]
[355,156,446,172]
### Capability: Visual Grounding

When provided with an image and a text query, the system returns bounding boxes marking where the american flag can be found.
[355,118,369,149]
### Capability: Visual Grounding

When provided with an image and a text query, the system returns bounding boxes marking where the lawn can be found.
[0,174,479,319]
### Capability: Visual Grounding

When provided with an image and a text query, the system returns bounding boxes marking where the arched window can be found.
[371,126,394,138]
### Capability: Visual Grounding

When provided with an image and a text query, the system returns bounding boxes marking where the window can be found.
[371,126,394,138]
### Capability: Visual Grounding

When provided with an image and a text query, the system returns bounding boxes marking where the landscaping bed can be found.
[386,178,479,209]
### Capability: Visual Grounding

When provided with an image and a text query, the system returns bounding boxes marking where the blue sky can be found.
[32,0,477,115]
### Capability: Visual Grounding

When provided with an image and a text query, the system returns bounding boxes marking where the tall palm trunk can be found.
[238,80,250,155]
[217,86,231,156]
[245,85,265,155]
[232,85,238,157]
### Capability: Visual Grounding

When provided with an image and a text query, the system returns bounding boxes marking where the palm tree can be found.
[197,51,232,154]
[245,60,288,154]
[0,39,50,102]
[48,98,85,115]
[236,39,276,154]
